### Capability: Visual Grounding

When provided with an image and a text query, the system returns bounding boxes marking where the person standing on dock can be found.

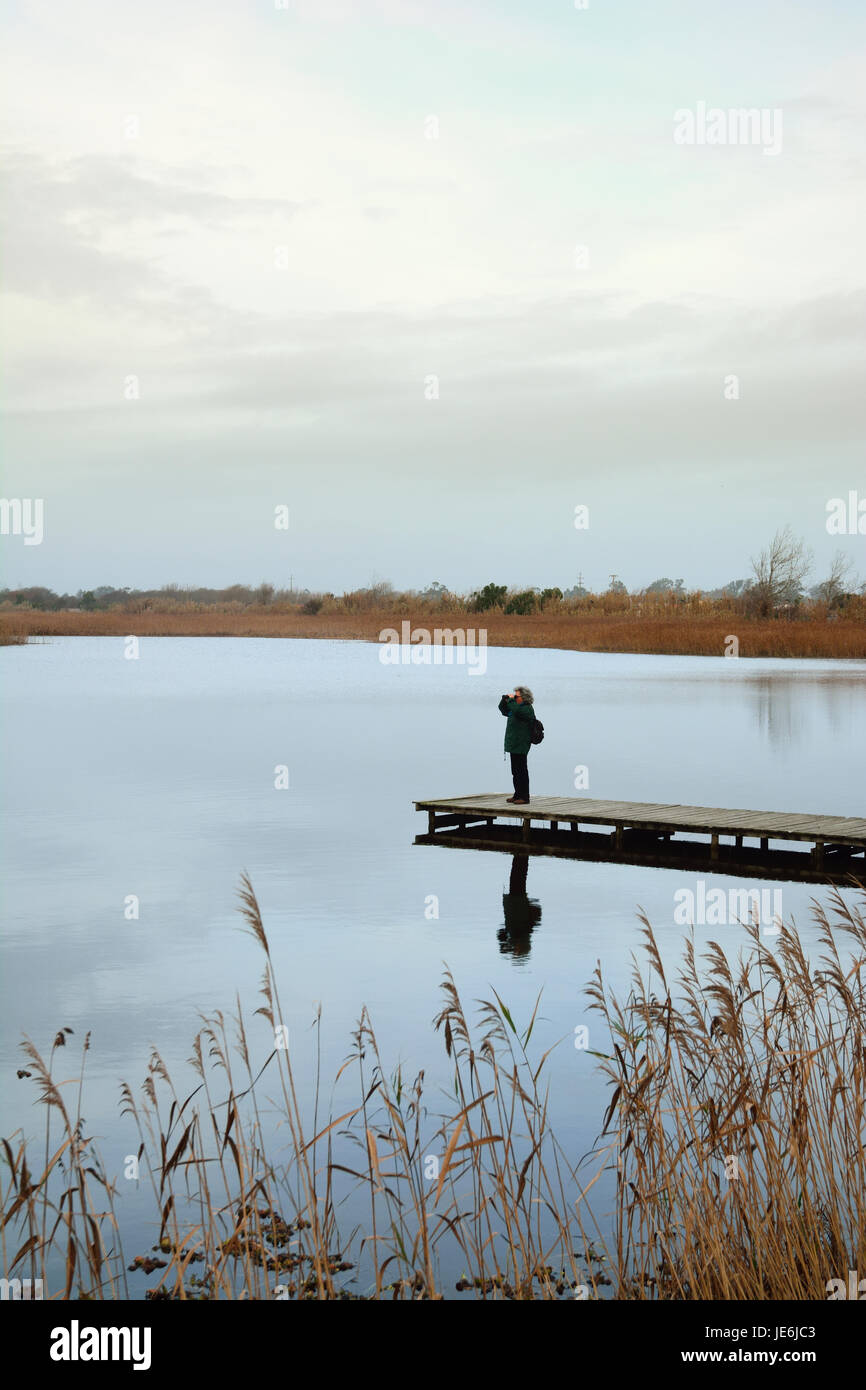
[498,686,535,804]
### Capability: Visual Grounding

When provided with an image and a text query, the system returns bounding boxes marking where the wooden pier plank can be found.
[414,795,866,846]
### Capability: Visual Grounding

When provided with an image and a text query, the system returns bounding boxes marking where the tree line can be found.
[2,529,859,617]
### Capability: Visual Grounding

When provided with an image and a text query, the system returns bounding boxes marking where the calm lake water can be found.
[2,637,865,1294]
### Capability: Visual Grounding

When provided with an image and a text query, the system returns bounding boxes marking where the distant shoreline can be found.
[3,609,865,658]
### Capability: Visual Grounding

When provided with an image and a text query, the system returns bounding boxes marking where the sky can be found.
[2,0,865,595]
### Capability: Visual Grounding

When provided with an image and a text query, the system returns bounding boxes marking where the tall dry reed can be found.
[3,879,865,1298]
[587,885,866,1298]
[2,875,604,1300]
[3,607,864,657]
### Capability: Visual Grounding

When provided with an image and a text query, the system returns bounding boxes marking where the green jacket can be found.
[498,695,536,755]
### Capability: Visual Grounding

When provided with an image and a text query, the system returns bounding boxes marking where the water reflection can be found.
[749,671,866,748]
[751,676,803,747]
[497,854,542,962]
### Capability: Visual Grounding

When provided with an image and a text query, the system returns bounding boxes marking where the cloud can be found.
[3,0,865,589]
[61,153,307,228]
[0,150,305,304]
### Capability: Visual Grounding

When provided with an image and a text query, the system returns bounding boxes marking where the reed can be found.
[587,884,866,1298]
[3,878,865,1299]
[0,616,29,645]
[3,607,865,658]
[1,875,604,1300]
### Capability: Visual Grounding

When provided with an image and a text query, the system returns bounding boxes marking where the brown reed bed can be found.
[0,616,29,645]
[3,879,866,1299]
[587,884,866,1299]
[3,606,865,658]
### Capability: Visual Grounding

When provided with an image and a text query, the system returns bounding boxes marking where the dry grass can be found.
[1,875,603,1301]
[3,878,866,1299]
[0,614,30,645]
[3,607,865,657]
[587,884,866,1298]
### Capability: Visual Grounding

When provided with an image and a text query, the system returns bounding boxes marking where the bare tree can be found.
[748,526,813,616]
[811,550,856,606]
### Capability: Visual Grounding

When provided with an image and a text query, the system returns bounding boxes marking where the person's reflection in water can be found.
[498,854,542,961]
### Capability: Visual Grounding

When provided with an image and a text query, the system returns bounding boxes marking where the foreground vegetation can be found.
[3,879,865,1299]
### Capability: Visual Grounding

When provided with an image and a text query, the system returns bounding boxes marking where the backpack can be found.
[530,717,544,745]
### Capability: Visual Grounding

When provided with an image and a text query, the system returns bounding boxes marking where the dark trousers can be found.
[510,752,530,800]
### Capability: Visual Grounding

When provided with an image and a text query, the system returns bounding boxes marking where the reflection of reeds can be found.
[3,605,865,656]
[3,881,866,1299]
[588,885,866,1299]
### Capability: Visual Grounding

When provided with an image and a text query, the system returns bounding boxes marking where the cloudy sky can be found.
[2,0,865,595]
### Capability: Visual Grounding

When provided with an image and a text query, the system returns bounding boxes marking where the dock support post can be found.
[711,833,719,861]
[615,824,623,852]
[760,837,768,852]
[812,840,824,867]
[428,811,437,835]
[522,816,531,844]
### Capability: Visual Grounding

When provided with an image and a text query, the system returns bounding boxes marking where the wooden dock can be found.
[414,795,866,885]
